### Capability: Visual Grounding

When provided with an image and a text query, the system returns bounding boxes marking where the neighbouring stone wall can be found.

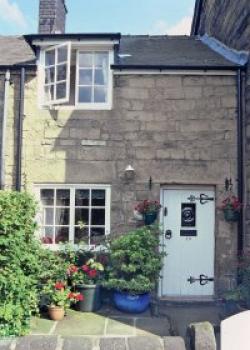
[1,72,238,293]
[195,0,250,251]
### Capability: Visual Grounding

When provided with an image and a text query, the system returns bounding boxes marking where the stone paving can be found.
[0,304,222,350]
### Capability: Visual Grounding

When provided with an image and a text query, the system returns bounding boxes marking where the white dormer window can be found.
[44,42,71,105]
[76,51,109,105]
[39,42,113,110]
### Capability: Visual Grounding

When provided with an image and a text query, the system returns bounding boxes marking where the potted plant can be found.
[135,200,162,225]
[221,194,241,222]
[43,281,83,321]
[68,258,104,312]
[102,226,165,313]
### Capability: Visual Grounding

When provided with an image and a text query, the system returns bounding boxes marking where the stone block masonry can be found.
[1,71,238,295]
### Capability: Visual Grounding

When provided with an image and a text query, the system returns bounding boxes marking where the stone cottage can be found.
[0,0,247,300]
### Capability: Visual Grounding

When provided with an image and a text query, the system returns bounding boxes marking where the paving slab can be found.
[163,336,186,350]
[15,335,58,350]
[99,337,127,350]
[54,310,105,336]
[136,317,171,337]
[0,340,13,350]
[106,317,135,336]
[127,336,163,350]
[63,337,94,350]
[30,316,55,335]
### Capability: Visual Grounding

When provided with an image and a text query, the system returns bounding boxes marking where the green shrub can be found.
[102,226,165,294]
[0,191,42,336]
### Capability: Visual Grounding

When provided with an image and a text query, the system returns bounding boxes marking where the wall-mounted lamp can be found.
[124,165,135,180]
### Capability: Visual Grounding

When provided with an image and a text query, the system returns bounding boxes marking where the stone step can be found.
[1,335,186,350]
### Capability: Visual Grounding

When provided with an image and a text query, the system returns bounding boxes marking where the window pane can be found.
[94,87,106,103]
[75,190,89,206]
[58,46,67,63]
[45,49,55,66]
[95,53,108,68]
[78,87,92,103]
[79,53,93,67]
[45,84,54,101]
[75,208,89,225]
[74,227,88,244]
[45,67,55,84]
[55,227,69,243]
[92,190,105,206]
[56,189,70,206]
[90,227,105,245]
[44,208,54,225]
[55,208,70,225]
[56,82,66,100]
[57,64,67,81]
[79,69,92,85]
[41,189,54,205]
[91,209,105,225]
[43,227,54,244]
[94,69,106,85]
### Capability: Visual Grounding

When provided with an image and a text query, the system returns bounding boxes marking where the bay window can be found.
[36,185,111,247]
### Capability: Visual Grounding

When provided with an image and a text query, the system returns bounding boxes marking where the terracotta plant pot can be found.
[48,306,65,321]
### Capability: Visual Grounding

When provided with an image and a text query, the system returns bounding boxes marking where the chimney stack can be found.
[39,0,67,34]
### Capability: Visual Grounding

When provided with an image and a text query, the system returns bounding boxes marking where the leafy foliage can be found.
[0,191,57,336]
[102,226,165,294]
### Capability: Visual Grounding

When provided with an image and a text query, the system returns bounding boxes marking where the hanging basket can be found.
[223,208,240,222]
[143,211,157,225]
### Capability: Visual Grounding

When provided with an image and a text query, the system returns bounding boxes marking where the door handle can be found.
[165,229,172,240]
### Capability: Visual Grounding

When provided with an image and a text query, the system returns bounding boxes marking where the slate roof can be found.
[115,35,240,69]
[0,34,241,69]
[0,36,35,67]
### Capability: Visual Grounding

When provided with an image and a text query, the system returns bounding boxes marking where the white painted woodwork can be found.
[161,188,215,297]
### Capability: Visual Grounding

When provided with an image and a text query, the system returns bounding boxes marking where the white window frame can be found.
[42,42,71,106]
[38,42,113,110]
[34,184,111,250]
[75,50,113,110]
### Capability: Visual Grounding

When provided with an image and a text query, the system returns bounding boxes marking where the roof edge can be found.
[200,34,249,66]
[111,64,241,71]
[25,33,121,43]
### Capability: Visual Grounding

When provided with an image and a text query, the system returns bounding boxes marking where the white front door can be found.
[161,188,215,297]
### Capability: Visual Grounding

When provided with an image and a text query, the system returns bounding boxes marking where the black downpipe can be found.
[16,67,25,191]
[237,68,244,256]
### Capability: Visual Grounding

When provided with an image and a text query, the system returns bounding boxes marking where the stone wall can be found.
[1,72,237,293]
[194,0,250,251]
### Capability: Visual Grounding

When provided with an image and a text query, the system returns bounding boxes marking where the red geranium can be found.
[81,265,89,272]
[88,269,97,278]
[75,294,84,301]
[67,265,79,275]
[54,281,65,290]
[135,200,161,214]
[221,195,241,212]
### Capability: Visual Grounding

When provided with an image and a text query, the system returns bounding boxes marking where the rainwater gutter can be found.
[16,67,25,192]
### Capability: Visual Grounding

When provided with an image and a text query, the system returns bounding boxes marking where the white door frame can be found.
[159,185,216,298]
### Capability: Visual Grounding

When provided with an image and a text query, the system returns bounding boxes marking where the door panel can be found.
[161,188,215,297]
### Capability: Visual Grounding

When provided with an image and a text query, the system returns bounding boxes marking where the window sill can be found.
[40,104,113,111]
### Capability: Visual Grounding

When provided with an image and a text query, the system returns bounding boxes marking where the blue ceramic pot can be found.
[113,291,150,313]
[143,212,157,225]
